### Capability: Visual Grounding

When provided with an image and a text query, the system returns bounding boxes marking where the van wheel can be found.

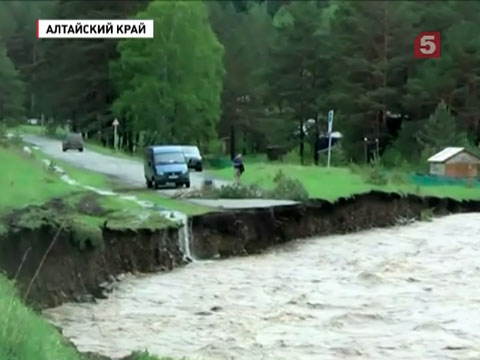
[185,182,190,188]
[79,148,84,152]
[62,148,67,152]
[146,179,153,189]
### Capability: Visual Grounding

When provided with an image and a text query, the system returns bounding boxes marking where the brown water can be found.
[44,214,480,360]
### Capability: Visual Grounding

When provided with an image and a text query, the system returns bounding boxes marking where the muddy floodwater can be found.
[44,214,480,360]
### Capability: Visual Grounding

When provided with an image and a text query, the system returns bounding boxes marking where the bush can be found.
[317,143,350,167]
[389,171,407,185]
[270,170,309,201]
[420,208,434,222]
[205,138,224,155]
[0,123,9,148]
[283,142,314,165]
[187,170,309,202]
[45,120,57,136]
[363,157,388,186]
[366,168,388,186]
[208,183,265,199]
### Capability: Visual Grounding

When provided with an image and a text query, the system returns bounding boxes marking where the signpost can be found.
[327,110,334,168]
[112,118,119,150]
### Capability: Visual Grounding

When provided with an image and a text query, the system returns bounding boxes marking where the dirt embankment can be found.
[0,221,183,308]
[190,191,480,258]
[1,191,480,309]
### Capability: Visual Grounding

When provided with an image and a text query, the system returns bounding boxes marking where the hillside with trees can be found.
[1,0,479,166]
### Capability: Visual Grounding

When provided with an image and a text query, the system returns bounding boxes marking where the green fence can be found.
[411,174,480,187]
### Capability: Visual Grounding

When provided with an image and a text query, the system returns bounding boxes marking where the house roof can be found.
[427,147,474,162]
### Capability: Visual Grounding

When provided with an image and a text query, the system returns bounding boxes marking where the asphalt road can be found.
[23,134,297,209]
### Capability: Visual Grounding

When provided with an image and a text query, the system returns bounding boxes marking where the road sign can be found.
[327,110,334,133]
[327,110,334,168]
[113,118,119,150]
[414,32,441,59]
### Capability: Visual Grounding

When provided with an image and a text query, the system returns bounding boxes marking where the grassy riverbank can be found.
[209,162,480,201]
[0,146,176,235]
[0,275,179,360]
[0,138,187,360]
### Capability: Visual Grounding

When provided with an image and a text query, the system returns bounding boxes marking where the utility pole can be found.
[327,110,334,168]
[113,118,119,150]
[364,137,368,163]
[314,113,320,166]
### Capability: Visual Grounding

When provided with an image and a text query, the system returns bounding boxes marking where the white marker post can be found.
[112,118,119,150]
[327,110,334,168]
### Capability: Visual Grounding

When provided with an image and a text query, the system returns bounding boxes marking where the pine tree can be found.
[0,43,24,124]
[417,101,469,154]
[266,0,328,164]
[208,1,276,156]
[327,0,419,161]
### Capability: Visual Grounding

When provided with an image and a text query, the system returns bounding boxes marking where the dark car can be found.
[144,145,190,189]
[62,133,84,152]
[181,145,203,172]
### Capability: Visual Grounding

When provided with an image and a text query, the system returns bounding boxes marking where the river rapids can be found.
[44,214,480,360]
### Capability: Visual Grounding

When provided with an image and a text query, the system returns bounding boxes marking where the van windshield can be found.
[182,146,200,157]
[154,152,185,165]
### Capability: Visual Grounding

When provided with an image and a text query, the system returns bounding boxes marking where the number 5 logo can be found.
[414,32,441,59]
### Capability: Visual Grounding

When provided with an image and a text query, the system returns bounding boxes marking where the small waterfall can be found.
[178,215,194,262]
[161,210,194,263]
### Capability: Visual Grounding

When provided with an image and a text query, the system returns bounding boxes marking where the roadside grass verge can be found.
[31,148,212,215]
[0,146,180,246]
[208,163,480,201]
[15,124,66,139]
[0,275,81,360]
[32,148,115,189]
[209,165,371,201]
[85,141,142,161]
[0,146,73,214]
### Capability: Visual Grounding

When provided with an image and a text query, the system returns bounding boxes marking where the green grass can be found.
[0,146,73,214]
[209,164,371,201]
[0,146,181,239]
[3,143,211,219]
[33,149,114,189]
[0,275,82,360]
[208,162,480,201]
[15,124,66,139]
[85,141,142,161]
[71,195,178,231]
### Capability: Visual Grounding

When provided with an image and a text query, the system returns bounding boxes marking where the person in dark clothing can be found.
[233,153,244,184]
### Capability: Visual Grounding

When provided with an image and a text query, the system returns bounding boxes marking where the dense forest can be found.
[1,0,479,166]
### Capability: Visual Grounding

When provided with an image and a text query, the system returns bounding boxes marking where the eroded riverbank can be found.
[2,191,480,308]
[44,213,480,360]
